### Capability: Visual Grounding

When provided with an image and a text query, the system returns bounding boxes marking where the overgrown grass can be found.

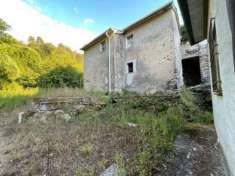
[180,87,214,124]
[0,86,110,111]
[0,88,213,175]
[0,83,38,110]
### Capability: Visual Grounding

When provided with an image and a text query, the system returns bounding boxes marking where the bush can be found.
[16,76,37,88]
[0,54,20,88]
[37,66,83,88]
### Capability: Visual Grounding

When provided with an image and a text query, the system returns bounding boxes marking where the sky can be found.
[0,0,182,52]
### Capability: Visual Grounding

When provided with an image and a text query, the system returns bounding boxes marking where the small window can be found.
[126,34,133,49]
[209,18,222,96]
[100,41,106,52]
[127,62,134,73]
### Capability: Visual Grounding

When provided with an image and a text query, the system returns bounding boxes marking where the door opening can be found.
[182,57,201,87]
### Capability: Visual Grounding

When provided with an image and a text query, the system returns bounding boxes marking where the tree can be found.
[0,54,20,86]
[36,36,44,45]
[180,26,189,43]
[0,18,11,35]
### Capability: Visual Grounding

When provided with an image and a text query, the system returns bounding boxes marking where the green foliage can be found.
[102,92,185,175]
[0,83,38,110]
[193,111,214,124]
[0,18,11,34]
[37,66,83,88]
[0,95,29,110]
[180,25,190,43]
[180,87,214,124]
[0,19,84,93]
[136,150,152,176]
[16,76,37,88]
[0,54,20,87]
[114,152,126,176]
[0,34,18,44]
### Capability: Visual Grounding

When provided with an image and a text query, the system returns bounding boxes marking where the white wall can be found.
[210,0,235,175]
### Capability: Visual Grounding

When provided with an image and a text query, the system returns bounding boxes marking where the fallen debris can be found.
[127,122,137,128]
[100,164,118,176]
[18,112,24,124]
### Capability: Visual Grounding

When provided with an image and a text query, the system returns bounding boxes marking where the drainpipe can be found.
[106,29,113,93]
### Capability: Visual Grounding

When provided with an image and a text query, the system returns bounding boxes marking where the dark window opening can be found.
[182,57,201,87]
[100,41,106,52]
[127,62,134,73]
[126,34,134,48]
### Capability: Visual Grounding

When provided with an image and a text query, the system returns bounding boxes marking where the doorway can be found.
[182,57,201,87]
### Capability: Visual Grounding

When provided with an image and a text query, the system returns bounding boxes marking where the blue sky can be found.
[25,0,175,33]
[0,0,182,52]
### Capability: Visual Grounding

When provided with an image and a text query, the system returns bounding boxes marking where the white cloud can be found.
[0,0,97,52]
[83,18,95,26]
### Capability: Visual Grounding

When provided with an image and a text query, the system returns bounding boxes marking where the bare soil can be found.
[155,124,228,176]
[0,97,228,176]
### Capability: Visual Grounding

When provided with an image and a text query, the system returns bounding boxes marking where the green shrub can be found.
[193,111,214,124]
[37,66,83,88]
[0,95,29,110]
[114,152,126,176]
[0,54,20,87]
[16,76,37,88]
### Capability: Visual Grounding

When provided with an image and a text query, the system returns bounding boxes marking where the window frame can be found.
[126,60,136,74]
[208,18,223,96]
[127,62,134,73]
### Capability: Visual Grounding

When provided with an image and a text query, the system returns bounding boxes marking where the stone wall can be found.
[122,10,182,93]
[84,38,109,92]
[181,41,210,85]
[84,8,183,93]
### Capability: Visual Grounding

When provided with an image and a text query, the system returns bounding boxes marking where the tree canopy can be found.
[0,19,84,89]
[180,26,190,43]
[0,18,11,34]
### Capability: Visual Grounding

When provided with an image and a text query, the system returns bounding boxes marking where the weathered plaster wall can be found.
[209,0,235,175]
[84,38,109,92]
[84,8,183,94]
[123,10,181,93]
[112,33,125,92]
[199,42,210,83]
[171,9,184,89]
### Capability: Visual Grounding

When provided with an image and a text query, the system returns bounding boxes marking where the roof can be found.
[81,2,174,51]
[122,2,173,33]
[177,0,209,44]
[81,28,122,50]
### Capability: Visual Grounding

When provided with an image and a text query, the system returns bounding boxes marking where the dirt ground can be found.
[0,92,229,176]
[155,124,228,176]
[0,116,229,176]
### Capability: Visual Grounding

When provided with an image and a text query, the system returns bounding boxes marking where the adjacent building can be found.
[181,41,210,87]
[178,0,235,175]
[82,2,184,93]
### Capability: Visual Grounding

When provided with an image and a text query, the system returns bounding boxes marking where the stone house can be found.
[178,0,235,175]
[81,2,184,93]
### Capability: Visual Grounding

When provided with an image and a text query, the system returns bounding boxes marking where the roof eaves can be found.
[177,0,196,44]
[81,28,123,50]
[81,2,174,50]
[177,0,209,45]
[123,2,173,33]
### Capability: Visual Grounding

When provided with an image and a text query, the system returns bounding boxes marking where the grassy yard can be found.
[0,88,213,175]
